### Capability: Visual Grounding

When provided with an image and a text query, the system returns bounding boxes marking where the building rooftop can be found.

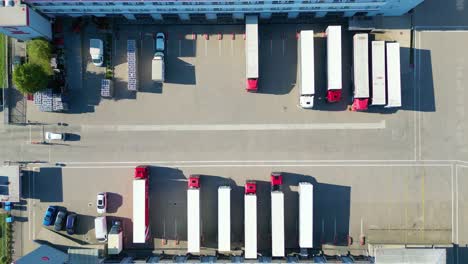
[0,165,21,203]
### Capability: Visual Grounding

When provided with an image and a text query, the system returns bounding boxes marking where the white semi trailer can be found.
[386,42,402,108]
[371,41,386,105]
[326,26,342,103]
[245,15,259,92]
[187,175,201,253]
[271,173,285,257]
[299,182,313,250]
[299,30,315,109]
[352,33,370,111]
[218,186,231,252]
[244,181,257,259]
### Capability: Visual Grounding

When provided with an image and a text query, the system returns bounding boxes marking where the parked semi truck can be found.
[218,186,231,252]
[108,220,123,255]
[245,15,259,92]
[244,181,257,259]
[299,30,315,109]
[386,42,402,108]
[352,33,370,111]
[133,166,150,243]
[271,172,285,257]
[187,175,201,253]
[371,41,386,106]
[326,26,342,103]
[299,182,313,252]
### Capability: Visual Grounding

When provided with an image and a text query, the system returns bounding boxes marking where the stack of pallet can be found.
[34,89,68,112]
[127,39,137,91]
[101,79,113,98]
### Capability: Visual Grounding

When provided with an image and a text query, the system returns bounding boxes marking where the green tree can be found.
[12,63,48,94]
[27,38,53,75]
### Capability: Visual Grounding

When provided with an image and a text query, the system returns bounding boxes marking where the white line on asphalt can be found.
[81,120,386,132]
[413,30,418,161]
[452,165,455,243]
[455,165,459,244]
[270,40,273,56]
[60,159,439,165]
[60,164,451,169]
[205,40,208,56]
[219,40,221,56]
[178,40,181,57]
[418,31,422,160]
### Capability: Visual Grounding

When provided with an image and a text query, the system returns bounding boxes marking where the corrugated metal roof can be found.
[68,248,99,264]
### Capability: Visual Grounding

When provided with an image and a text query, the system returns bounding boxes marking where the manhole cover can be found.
[88,203,92,207]
[84,236,89,242]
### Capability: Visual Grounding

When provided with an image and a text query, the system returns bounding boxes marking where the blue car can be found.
[43,206,57,226]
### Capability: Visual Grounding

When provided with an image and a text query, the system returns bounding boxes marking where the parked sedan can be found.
[42,206,57,226]
[54,210,67,231]
[96,192,107,214]
[66,213,77,235]
[45,132,67,141]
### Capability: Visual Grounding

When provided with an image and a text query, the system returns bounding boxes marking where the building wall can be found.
[23,0,424,19]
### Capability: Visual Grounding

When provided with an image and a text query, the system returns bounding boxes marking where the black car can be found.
[66,213,77,235]
[54,210,67,231]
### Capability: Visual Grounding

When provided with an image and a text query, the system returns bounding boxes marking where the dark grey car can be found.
[54,210,67,231]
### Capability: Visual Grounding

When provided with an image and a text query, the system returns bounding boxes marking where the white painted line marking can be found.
[282,39,285,56]
[219,40,221,56]
[270,39,273,56]
[455,165,459,244]
[452,165,455,243]
[205,40,208,56]
[82,120,386,132]
[60,164,451,169]
[231,40,234,56]
[178,40,182,57]
[60,159,439,165]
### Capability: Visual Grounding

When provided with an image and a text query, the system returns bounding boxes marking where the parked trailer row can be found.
[353,34,402,111]
[131,169,313,258]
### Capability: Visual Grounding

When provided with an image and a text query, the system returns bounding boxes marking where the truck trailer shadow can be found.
[21,167,63,203]
[280,172,351,248]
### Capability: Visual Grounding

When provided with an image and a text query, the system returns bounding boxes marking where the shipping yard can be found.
[0,0,468,263]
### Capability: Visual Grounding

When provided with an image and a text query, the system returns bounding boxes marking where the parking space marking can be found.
[270,39,273,56]
[219,41,222,56]
[179,40,182,57]
[81,120,386,132]
[205,40,208,56]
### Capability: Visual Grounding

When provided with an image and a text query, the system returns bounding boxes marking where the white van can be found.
[95,216,108,242]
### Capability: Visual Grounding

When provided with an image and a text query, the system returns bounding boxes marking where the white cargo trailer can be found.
[271,191,285,257]
[244,181,257,259]
[299,30,315,109]
[326,26,342,103]
[352,34,370,111]
[218,186,231,252]
[187,175,201,253]
[245,15,259,92]
[371,41,386,105]
[299,182,313,249]
[386,42,402,108]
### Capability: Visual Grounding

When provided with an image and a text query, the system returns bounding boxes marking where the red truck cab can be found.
[245,181,257,195]
[246,79,258,92]
[188,175,200,189]
[351,98,369,111]
[270,172,283,191]
[327,90,341,103]
[134,166,149,179]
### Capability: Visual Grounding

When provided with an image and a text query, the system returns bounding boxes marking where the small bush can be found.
[12,63,49,94]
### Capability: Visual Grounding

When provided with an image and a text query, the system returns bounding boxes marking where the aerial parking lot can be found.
[19,164,459,256]
[0,9,465,262]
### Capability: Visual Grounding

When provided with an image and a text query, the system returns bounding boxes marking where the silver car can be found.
[96,192,107,214]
